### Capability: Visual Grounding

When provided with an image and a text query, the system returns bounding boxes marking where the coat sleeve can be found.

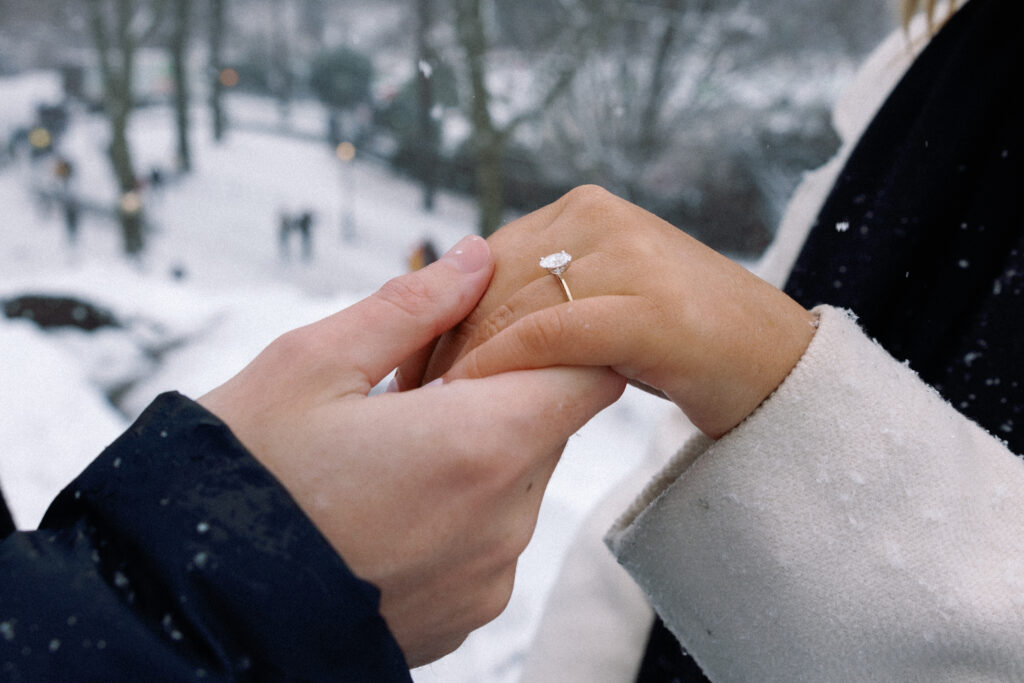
[605,305,1024,683]
[0,392,411,682]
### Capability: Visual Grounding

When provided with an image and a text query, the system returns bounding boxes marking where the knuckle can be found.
[456,350,487,382]
[515,311,565,358]
[468,445,518,489]
[448,448,490,486]
[267,326,315,360]
[477,570,516,626]
[473,303,518,347]
[447,440,525,503]
[503,518,536,558]
[448,302,535,379]
[451,347,487,381]
[563,183,614,210]
[375,273,438,319]
[434,633,469,662]
[443,437,508,490]
[259,326,336,389]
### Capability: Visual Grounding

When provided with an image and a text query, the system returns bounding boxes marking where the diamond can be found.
[539,250,572,275]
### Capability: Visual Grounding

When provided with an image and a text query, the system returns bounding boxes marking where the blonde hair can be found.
[900,0,959,29]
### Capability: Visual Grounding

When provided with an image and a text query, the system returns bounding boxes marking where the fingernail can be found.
[423,377,444,388]
[385,377,399,393]
[441,235,489,273]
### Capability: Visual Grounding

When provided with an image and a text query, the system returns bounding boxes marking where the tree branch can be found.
[503,60,579,136]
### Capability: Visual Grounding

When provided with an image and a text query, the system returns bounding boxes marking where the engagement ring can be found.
[539,251,574,302]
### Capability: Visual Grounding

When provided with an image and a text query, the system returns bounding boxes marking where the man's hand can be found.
[198,235,625,665]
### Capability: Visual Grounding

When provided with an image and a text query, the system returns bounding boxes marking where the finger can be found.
[422,265,566,383]
[494,365,625,447]
[394,338,438,390]
[415,195,593,377]
[391,366,625,471]
[445,296,660,386]
[422,251,615,382]
[396,243,579,388]
[462,252,618,356]
[315,235,493,386]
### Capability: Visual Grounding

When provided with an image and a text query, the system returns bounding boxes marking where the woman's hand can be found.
[198,235,625,666]
[415,186,817,438]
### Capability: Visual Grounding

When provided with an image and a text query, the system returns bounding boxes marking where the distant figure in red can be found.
[408,238,439,272]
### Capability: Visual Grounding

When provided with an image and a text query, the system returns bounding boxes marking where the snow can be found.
[0,320,126,526]
[0,70,62,140]
[0,72,672,680]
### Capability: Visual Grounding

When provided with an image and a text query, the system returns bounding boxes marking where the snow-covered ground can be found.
[0,73,672,681]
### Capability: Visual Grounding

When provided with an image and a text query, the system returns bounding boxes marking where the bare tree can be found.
[87,0,167,256]
[532,2,779,249]
[208,0,228,142]
[270,0,295,120]
[543,2,722,191]
[169,0,192,171]
[451,0,582,236]
[414,0,440,211]
[297,0,326,48]
[452,0,501,235]
[534,0,892,255]
[632,0,686,199]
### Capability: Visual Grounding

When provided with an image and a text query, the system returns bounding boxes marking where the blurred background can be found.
[0,1,896,680]
[1,0,896,258]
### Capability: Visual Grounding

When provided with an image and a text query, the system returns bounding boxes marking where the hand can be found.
[198,235,625,666]
[416,186,817,438]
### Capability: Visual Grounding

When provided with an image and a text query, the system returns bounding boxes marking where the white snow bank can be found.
[0,318,127,528]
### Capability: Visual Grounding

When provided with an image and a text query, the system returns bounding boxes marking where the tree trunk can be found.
[414,0,439,212]
[619,0,683,206]
[298,0,325,48]
[89,0,147,256]
[208,0,227,141]
[636,0,683,162]
[109,109,144,255]
[454,0,504,237]
[271,0,293,121]
[170,0,192,172]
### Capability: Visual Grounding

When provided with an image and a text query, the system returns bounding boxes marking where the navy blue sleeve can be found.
[0,392,411,681]
[0,489,13,540]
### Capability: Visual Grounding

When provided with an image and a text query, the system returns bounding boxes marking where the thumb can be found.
[318,235,493,386]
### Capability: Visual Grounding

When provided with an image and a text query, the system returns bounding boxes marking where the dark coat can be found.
[0,392,411,681]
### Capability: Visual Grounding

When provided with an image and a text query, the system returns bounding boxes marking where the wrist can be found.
[678,299,818,439]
